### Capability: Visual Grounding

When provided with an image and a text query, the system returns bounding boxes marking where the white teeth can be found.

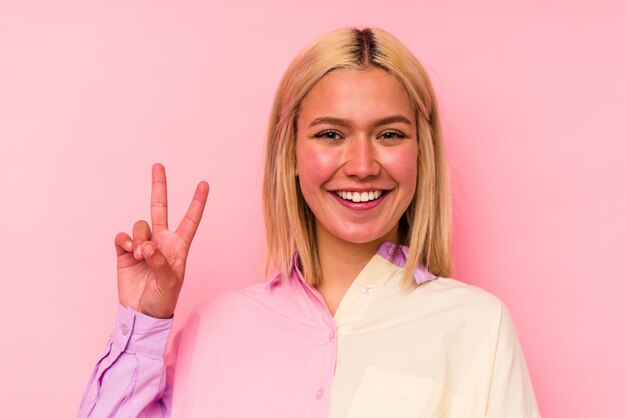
[334,190,384,203]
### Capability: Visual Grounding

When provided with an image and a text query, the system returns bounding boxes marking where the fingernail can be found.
[143,242,155,257]
[134,247,142,258]
[125,241,132,251]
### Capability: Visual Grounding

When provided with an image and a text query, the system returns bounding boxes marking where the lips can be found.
[329,189,389,211]
[334,190,385,203]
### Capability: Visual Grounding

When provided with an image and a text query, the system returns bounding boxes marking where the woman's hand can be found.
[114,163,209,319]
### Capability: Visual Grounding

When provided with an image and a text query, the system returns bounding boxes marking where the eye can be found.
[314,130,344,141]
[379,130,407,141]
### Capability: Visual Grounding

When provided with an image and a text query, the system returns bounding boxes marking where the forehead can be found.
[298,67,416,125]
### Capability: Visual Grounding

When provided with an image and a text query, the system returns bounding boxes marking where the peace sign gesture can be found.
[114,163,209,319]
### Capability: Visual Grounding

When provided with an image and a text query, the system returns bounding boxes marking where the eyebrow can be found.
[308,115,413,128]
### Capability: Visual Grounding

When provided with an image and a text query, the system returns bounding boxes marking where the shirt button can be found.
[328,330,335,340]
[120,324,129,336]
[362,285,374,294]
[315,388,324,399]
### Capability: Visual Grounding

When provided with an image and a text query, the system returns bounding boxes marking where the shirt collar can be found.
[375,241,437,285]
[266,241,437,288]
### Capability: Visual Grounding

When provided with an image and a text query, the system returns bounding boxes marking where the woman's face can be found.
[295,67,418,246]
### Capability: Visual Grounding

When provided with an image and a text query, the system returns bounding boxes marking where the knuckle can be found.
[115,232,131,248]
[133,220,149,230]
[132,220,152,239]
[184,214,200,226]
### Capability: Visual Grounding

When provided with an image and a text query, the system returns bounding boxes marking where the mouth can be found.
[333,189,389,203]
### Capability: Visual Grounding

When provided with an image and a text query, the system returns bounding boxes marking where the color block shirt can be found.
[78,242,541,417]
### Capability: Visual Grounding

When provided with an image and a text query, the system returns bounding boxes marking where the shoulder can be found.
[174,286,264,353]
[188,283,267,324]
[422,276,504,305]
[185,277,295,331]
[415,276,507,327]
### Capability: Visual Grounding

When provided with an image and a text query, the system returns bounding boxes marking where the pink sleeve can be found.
[77,304,174,418]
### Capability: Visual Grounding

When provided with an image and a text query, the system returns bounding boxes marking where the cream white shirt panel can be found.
[328,254,541,418]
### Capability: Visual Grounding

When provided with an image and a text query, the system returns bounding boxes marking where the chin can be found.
[334,228,391,245]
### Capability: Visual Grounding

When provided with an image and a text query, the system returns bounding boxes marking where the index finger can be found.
[176,181,209,245]
[151,163,168,232]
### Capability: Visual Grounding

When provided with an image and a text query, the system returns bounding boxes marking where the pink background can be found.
[1,1,624,417]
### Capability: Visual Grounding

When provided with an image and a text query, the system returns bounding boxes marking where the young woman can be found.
[78,27,541,417]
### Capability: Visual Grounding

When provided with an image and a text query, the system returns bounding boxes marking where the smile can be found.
[334,190,385,203]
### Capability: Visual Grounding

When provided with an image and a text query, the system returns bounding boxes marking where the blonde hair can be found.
[263,27,452,287]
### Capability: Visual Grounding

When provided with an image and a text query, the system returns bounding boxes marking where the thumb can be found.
[141,241,180,290]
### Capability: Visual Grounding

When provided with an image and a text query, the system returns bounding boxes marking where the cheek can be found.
[382,147,418,192]
[296,143,338,190]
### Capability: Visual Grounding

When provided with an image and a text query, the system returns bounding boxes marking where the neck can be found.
[314,224,398,315]
[316,226,397,290]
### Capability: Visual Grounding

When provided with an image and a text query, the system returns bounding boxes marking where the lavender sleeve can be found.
[77,304,174,418]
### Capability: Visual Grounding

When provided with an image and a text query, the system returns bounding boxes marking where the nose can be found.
[342,136,381,179]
